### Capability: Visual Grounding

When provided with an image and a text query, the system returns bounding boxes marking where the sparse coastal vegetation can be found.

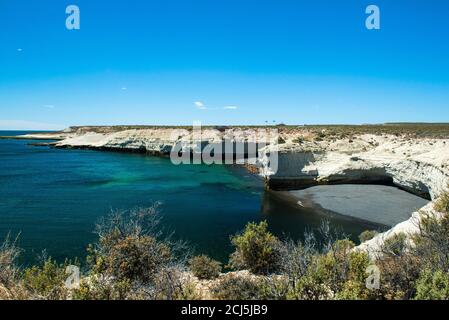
[0,191,448,300]
[4,123,449,141]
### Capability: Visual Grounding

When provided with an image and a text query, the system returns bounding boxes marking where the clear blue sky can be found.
[1,0,449,129]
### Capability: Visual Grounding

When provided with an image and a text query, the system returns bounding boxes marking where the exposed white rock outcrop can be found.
[259,134,449,255]
[261,135,447,192]
[356,201,446,257]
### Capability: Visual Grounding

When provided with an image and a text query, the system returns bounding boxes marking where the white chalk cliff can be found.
[259,134,449,256]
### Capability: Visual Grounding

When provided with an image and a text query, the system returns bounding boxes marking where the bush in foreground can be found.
[285,240,372,300]
[358,230,378,243]
[0,236,27,300]
[435,191,449,214]
[229,221,283,275]
[211,274,264,300]
[88,206,175,285]
[188,255,221,280]
[415,269,449,300]
[22,257,74,300]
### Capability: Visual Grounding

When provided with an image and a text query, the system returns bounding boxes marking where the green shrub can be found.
[0,236,21,289]
[412,212,449,272]
[22,258,71,300]
[292,137,305,144]
[229,221,282,275]
[188,255,221,280]
[334,251,374,300]
[347,251,371,284]
[335,280,370,300]
[87,206,180,285]
[376,233,421,300]
[211,274,263,300]
[415,269,449,300]
[435,191,449,214]
[358,230,378,243]
[83,206,193,300]
[382,233,407,257]
[286,273,331,300]
[0,236,26,300]
[278,239,316,281]
[286,240,372,300]
[72,277,132,300]
[152,267,201,300]
[170,281,201,300]
[257,277,290,300]
[90,235,171,284]
[315,240,355,290]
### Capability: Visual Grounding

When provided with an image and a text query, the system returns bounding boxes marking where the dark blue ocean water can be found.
[0,131,382,264]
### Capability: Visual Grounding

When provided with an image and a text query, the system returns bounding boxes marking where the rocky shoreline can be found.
[6,125,449,255]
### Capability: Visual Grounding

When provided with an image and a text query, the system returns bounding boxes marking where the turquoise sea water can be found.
[0,131,384,264]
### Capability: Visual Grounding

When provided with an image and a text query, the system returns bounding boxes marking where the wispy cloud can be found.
[17,48,23,52]
[43,105,55,109]
[194,101,207,110]
[195,101,239,110]
[121,87,127,91]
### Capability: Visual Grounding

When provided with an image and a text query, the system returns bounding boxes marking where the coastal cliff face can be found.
[261,134,449,199]
[19,126,449,255]
[258,134,449,256]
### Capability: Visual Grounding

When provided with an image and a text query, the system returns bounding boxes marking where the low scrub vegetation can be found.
[435,192,449,214]
[211,274,266,300]
[188,255,221,280]
[2,193,449,300]
[65,124,449,139]
[358,230,378,243]
[228,221,283,275]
